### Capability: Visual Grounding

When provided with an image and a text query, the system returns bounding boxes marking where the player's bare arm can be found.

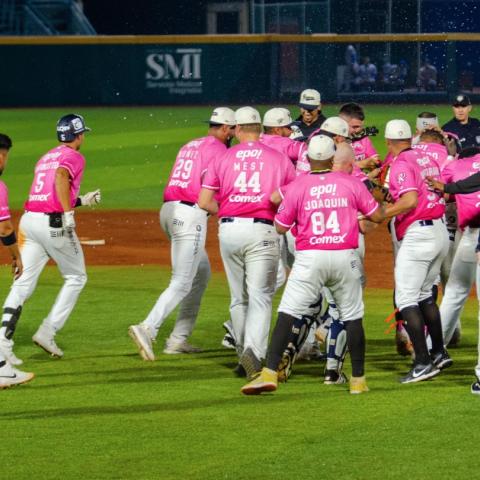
[274,221,289,235]
[270,190,282,206]
[0,218,22,278]
[198,187,218,215]
[367,203,386,223]
[385,191,418,219]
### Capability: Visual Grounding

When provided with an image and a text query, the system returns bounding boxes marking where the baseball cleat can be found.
[32,324,63,358]
[324,369,348,385]
[241,368,278,395]
[221,321,236,350]
[0,363,34,389]
[431,350,453,370]
[0,336,23,366]
[163,339,202,354]
[349,375,369,394]
[128,324,155,361]
[400,362,440,384]
[277,349,296,383]
[471,379,480,395]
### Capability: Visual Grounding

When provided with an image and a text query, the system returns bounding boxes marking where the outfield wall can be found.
[1,34,480,106]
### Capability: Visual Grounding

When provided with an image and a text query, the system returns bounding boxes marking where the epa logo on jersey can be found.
[397,172,407,184]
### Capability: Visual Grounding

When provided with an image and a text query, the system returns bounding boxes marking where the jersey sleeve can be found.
[364,137,378,158]
[0,182,11,221]
[201,155,221,191]
[390,159,418,196]
[282,154,297,185]
[440,162,455,184]
[275,191,297,229]
[286,140,303,163]
[354,180,379,218]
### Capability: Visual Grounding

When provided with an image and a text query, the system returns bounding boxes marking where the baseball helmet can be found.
[56,114,91,142]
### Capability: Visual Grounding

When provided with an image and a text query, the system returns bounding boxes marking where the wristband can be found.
[1,232,16,246]
[75,197,82,208]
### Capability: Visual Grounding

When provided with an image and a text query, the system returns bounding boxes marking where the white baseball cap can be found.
[235,106,261,125]
[320,116,350,138]
[308,135,336,161]
[263,108,294,127]
[207,107,236,126]
[385,119,412,140]
[416,116,439,132]
[299,89,321,110]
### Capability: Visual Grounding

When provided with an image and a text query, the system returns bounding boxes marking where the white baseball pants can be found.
[2,211,87,332]
[143,202,210,340]
[219,218,280,360]
[394,219,449,311]
[475,264,480,380]
[440,227,478,344]
[279,249,364,322]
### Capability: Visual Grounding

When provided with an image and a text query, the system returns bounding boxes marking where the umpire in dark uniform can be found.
[442,94,480,150]
[294,89,327,139]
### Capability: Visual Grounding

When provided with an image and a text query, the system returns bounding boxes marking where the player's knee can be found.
[170,278,193,298]
[65,273,87,290]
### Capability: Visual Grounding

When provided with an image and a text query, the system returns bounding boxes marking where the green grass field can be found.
[0,105,479,479]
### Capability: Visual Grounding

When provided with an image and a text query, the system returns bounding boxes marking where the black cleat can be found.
[400,362,440,384]
[471,379,480,395]
[431,350,453,370]
[324,369,348,385]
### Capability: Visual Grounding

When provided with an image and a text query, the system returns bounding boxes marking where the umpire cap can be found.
[56,114,91,142]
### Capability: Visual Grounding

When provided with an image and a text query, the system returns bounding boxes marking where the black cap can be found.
[453,94,471,107]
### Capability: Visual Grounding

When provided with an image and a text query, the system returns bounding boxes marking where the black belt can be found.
[418,220,434,226]
[179,201,195,207]
[221,217,273,226]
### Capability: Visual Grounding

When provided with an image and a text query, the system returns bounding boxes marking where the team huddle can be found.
[1,92,480,394]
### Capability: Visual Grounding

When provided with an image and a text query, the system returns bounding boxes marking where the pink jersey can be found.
[413,142,453,171]
[163,136,226,204]
[202,140,296,220]
[352,136,378,161]
[352,163,370,184]
[259,134,302,163]
[389,148,445,240]
[0,180,11,221]
[276,171,378,251]
[295,145,311,176]
[24,145,85,213]
[441,154,480,230]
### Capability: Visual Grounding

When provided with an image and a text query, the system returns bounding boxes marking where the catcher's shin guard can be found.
[1,306,23,339]
[325,319,347,372]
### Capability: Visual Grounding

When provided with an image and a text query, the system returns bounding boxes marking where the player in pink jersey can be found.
[199,106,295,379]
[129,107,235,360]
[0,133,35,387]
[424,150,480,349]
[0,115,100,363]
[241,135,385,395]
[384,120,450,384]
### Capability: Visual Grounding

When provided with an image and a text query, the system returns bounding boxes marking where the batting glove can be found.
[64,211,76,230]
[79,189,101,207]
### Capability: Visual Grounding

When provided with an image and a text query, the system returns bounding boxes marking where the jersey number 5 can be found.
[311,211,340,235]
[234,171,261,193]
[34,172,46,193]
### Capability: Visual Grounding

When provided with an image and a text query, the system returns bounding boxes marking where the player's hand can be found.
[357,156,379,170]
[12,256,22,279]
[443,136,457,157]
[426,176,445,192]
[368,167,381,180]
[64,210,76,230]
[79,189,101,207]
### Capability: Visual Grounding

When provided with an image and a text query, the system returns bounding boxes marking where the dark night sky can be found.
[82,0,208,35]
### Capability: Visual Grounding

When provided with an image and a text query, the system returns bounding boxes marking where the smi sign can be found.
[145,48,202,95]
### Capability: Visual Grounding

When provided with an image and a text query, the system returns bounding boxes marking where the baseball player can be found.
[198,106,296,379]
[241,135,385,396]
[384,119,450,384]
[0,115,99,363]
[294,89,326,139]
[425,148,480,345]
[0,133,35,387]
[129,107,235,360]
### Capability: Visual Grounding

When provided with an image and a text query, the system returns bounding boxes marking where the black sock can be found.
[266,312,296,371]
[0,361,6,368]
[345,319,365,377]
[401,305,430,364]
[419,296,444,354]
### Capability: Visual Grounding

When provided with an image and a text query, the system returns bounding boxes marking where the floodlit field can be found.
[0,106,478,479]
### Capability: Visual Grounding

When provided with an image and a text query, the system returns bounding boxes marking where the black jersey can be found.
[442,117,480,150]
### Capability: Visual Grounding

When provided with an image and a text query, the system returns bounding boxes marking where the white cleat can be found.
[0,363,34,389]
[163,339,202,355]
[0,336,23,366]
[128,324,155,361]
[32,324,64,358]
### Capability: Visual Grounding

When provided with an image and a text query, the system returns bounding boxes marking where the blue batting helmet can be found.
[56,114,91,142]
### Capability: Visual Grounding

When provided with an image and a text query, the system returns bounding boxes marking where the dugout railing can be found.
[1,33,479,106]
